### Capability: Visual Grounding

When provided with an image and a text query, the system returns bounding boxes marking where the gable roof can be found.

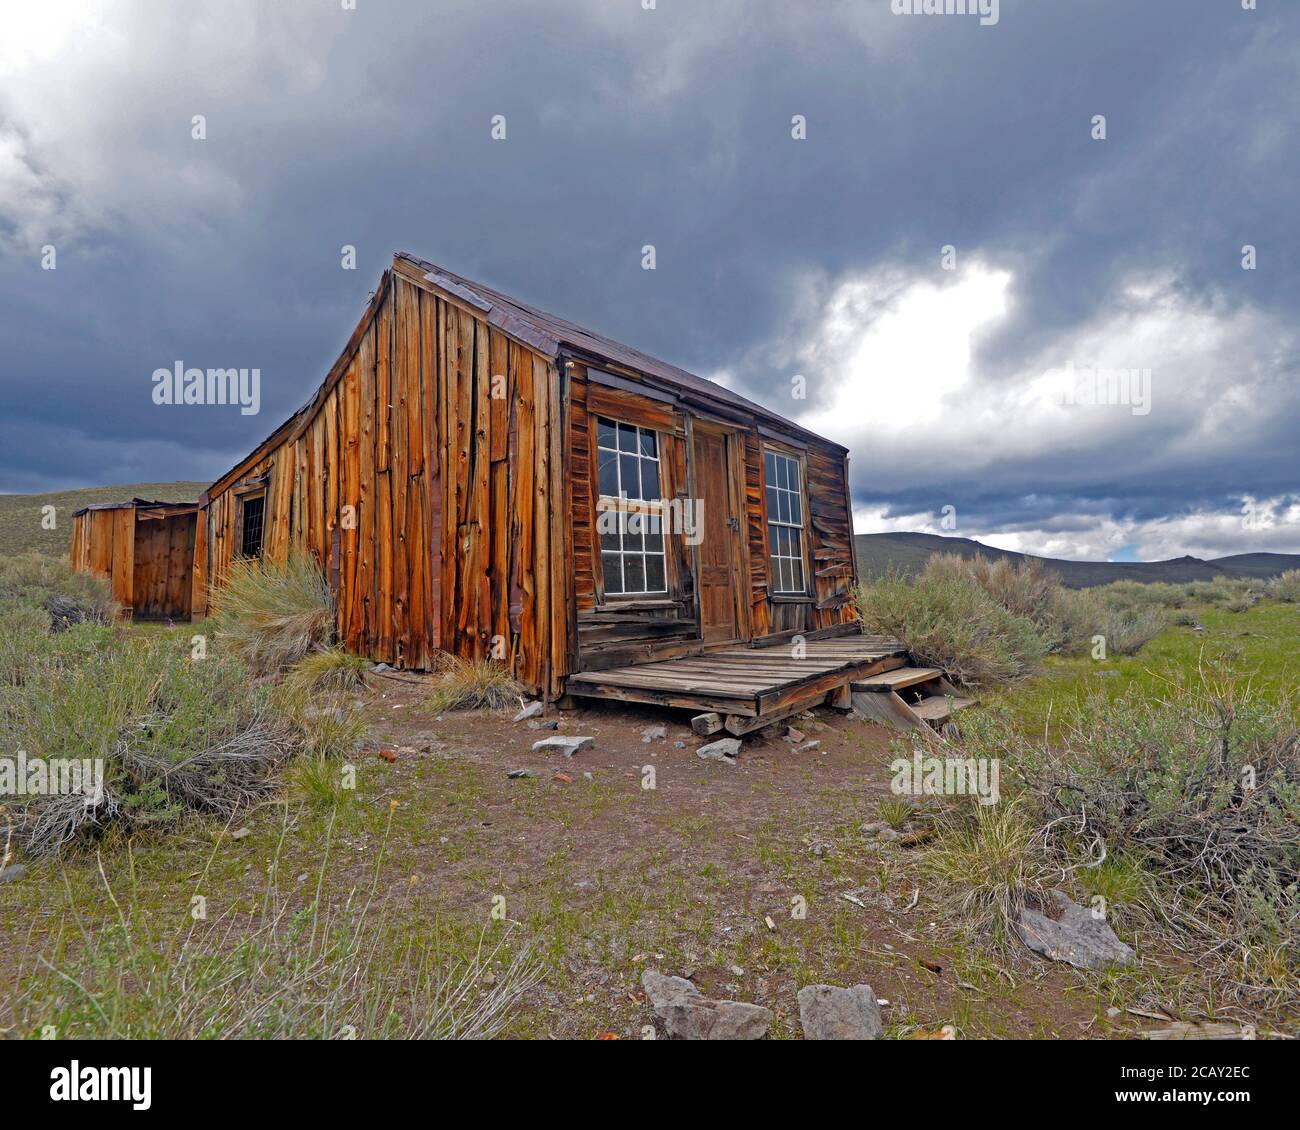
[208,252,845,499]
[397,253,845,451]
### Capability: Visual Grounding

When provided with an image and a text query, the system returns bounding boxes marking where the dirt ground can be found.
[337,671,1145,1039]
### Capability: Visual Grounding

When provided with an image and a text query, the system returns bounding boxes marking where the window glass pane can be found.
[599,521,620,552]
[623,517,643,553]
[618,422,638,452]
[619,453,640,499]
[787,460,799,491]
[765,451,776,483]
[624,553,645,593]
[643,526,663,555]
[768,527,779,554]
[645,554,665,592]
[598,449,618,496]
[601,552,623,594]
[776,457,788,490]
[597,418,616,450]
[639,429,657,457]
[766,486,779,519]
[789,491,801,526]
[777,491,790,525]
[791,559,804,593]
[639,456,660,500]
[779,557,792,593]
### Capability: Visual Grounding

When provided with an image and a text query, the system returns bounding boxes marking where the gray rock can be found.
[696,737,741,763]
[527,718,559,731]
[0,863,28,884]
[531,735,594,758]
[230,826,251,841]
[641,970,772,1040]
[797,984,883,1040]
[674,740,686,749]
[371,662,394,673]
[784,726,806,744]
[640,724,667,743]
[1018,890,1135,969]
[513,701,544,722]
[506,769,538,779]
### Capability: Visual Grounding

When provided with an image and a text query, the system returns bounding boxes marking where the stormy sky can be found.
[1,0,1296,561]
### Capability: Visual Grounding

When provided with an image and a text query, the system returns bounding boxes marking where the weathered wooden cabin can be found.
[78,253,909,730]
[69,499,201,620]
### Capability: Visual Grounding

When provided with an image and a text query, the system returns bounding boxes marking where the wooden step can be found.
[910,696,975,723]
[851,667,944,691]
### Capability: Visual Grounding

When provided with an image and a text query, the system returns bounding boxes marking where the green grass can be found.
[994,598,1299,733]
[0,482,207,556]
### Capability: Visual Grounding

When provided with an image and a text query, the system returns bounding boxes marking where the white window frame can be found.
[764,448,807,595]
[596,417,667,596]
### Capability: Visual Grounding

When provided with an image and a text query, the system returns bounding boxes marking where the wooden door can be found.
[692,424,739,643]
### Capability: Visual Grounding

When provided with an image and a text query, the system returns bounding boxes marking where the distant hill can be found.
[0,482,207,557]
[853,531,1300,588]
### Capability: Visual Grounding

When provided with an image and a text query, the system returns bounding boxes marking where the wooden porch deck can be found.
[565,635,909,735]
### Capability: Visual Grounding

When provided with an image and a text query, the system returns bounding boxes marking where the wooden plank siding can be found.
[199,262,566,696]
[70,502,200,620]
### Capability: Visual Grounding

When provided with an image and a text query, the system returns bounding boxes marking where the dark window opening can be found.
[240,494,265,559]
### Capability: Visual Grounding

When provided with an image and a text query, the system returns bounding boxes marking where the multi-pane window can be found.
[240,494,265,559]
[596,417,666,595]
[764,450,805,594]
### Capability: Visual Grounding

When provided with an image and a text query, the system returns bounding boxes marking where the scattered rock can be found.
[797,984,883,1040]
[230,827,251,841]
[0,863,28,885]
[513,701,544,722]
[783,727,806,744]
[876,827,902,842]
[532,735,594,758]
[552,771,574,784]
[1018,890,1135,969]
[796,740,821,752]
[640,724,667,743]
[371,662,394,673]
[527,719,559,731]
[674,740,686,749]
[860,821,888,837]
[641,970,772,1040]
[696,737,741,763]
[506,769,538,779]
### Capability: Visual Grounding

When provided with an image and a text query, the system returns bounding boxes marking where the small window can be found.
[600,509,667,595]
[764,450,805,593]
[240,494,265,559]
[596,417,661,502]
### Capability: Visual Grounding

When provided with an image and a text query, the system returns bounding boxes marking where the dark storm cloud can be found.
[0,0,1295,553]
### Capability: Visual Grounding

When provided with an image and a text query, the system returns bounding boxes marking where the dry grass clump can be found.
[4,816,543,1039]
[428,654,523,712]
[210,551,334,676]
[284,647,370,695]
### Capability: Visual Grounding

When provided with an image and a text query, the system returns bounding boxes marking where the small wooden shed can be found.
[197,253,868,711]
[69,499,201,620]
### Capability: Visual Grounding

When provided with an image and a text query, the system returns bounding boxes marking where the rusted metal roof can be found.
[397,253,846,452]
[72,498,199,517]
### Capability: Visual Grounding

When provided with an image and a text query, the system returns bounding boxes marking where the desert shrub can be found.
[855,558,1046,688]
[0,552,117,626]
[1094,579,1185,613]
[0,602,53,686]
[1097,605,1167,656]
[428,654,523,712]
[1274,569,1300,603]
[951,679,1300,982]
[210,551,334,676]
[2,632,300,857]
